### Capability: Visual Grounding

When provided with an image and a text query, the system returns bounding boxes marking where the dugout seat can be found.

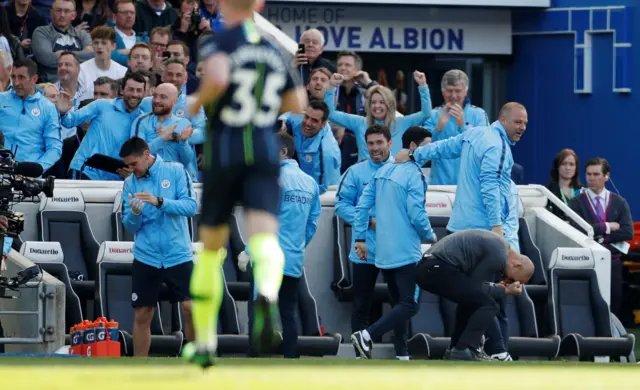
[330,216,388,302]
[407,291,456,359]
[19,241,83,333]
[293,270,341,356]
[221,214,253,301]
[190,243,249,356]
[111,191,133,242]
[247,269,342,357]
[428,216,450,242]
[37,189,100,318]
[549,267,635,360]
[504,288,560,359]
[95,241,184,357]
[519,218,548,298]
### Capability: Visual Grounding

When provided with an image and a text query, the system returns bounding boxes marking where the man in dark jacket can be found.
[133,0,178,35]
[335,51,377,116]
[416,230,534,361]
[569,157,633,317]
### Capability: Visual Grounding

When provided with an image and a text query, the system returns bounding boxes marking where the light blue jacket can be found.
[0,90,62,173]
[285,113,341,194]
[504,180,520,253]
[278,159,321,278]
[423,101,488,185]
[122,156,197,268]
[335,154,394,264]
[140,95,205,180]
[413,121,515,233]
[63,98,144,180]
[324,85,432,161]
[354,161,435,269]
[130,113,198,180]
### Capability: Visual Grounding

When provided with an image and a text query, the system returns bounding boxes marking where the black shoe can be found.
[443,347,452,360]
[445,347,492,361]
[471,347,492,361]
[350,331,372,359]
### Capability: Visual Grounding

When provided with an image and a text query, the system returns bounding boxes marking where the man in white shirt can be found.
[78,26,127,101]
[114,0,138,52]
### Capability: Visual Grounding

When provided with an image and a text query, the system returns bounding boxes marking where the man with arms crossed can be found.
[182,0,307,368]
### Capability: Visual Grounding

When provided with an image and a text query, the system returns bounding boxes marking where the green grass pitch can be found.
[0,358,638,390]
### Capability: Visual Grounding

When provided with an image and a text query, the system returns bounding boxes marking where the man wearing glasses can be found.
[32,0,94,82]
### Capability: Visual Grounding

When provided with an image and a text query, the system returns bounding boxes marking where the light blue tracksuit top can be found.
[423,100,488,185]
[285,113,341,194]
[413,121,515,233]
[504,180,520,253]
[278,159,321,278]
[0,90,62,173]
[335,154,394,265]
[140,95,206,180]
[122,156,197,268]
[324,85,432,161]
[130,113,198,180]
[354,161,435,269]
[63,98,144,180]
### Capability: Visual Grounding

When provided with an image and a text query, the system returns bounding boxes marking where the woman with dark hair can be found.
[547,148,583,218]
[73,0,108,32]
[0,5,25,61]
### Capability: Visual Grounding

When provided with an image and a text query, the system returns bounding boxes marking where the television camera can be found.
[0,148,53,293]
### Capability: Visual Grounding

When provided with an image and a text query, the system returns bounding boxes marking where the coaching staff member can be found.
[416,230,534,361]
[120,137,197,357]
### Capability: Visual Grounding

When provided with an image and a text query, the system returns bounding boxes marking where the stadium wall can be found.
[508,0,638,218]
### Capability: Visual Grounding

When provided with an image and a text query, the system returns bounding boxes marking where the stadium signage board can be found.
[264,4,512,54]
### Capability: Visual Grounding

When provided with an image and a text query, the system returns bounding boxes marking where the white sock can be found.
[362,330,371,342]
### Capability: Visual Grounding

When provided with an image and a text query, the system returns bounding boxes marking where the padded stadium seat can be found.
[222,214,253,301]
[291,270,341,356]
[519,218,548,299]
[331,216,388,302]
[36,189,100,318]
[95,241,184,357]
[408,291,454,359]
[191,242,249,356]
[549,268,635,360]
[189,213,201,242]
[504,288,560,359]
[19,241,83,332]
[428,216,450,242]
[111,191,133,242]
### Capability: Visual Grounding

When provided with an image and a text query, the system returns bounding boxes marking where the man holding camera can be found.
[172,0,211,67]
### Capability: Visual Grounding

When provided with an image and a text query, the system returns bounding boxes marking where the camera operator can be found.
[171,0,210,71]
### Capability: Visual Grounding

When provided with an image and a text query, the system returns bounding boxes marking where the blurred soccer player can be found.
[182,0,307,368]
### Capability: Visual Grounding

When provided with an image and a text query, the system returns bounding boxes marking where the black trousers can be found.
[611,257,623,318]
[278,276,300,359]
[483,273,509,355]
[366,263,420,356]
[416,256,498,350]
[351,262,379,335]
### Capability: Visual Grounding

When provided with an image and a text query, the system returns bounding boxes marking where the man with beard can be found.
[57,71,146,180]
[131,83,197,178]
[139,58,203,181]
[335,124,395,358]
[282,100,341,194]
